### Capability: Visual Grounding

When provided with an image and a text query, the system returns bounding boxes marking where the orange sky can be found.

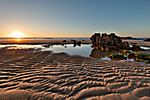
[1,31,150,38]
[0,32,92,38]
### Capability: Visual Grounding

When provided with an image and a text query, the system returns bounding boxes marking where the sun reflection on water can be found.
[16,38,21,42]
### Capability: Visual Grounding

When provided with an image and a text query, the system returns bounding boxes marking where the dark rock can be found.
[121,36,134,39]
[90,33,130,51]
[90,33,101,48]
[71,40,81,47]
[77,41,81,46]
[63,40,66,42]
[144,38,150,42]
[43,44,52,48]
[71,40,77,47]
[128,53,136,59]
[131,44,142,51]
[122,42,130,49]
[90,49,108,58]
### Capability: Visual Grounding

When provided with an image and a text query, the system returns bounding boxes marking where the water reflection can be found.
[16,39,21,42]
[42,44,92,57]
[90,49,118,58]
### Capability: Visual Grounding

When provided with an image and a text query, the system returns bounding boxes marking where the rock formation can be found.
[131,43,143,51]
[90,33,130,51]
[90,33,101,48]
[71,40,82,47]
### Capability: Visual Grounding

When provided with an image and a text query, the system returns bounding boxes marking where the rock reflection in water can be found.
[90,48,118,58]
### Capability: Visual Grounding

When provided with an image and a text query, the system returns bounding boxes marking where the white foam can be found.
[100,57,111,61]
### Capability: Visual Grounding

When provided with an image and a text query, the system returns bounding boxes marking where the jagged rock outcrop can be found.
[90,33,130,51]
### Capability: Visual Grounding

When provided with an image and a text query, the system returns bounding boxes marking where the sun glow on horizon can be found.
[9,31,25,38]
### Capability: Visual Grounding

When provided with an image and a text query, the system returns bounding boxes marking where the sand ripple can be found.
[0,49,150,100]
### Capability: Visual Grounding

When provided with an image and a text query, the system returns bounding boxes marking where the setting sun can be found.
[10,31,25,38]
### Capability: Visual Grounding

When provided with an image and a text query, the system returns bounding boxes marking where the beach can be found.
[1,0,150,99]
[0,47,150,100]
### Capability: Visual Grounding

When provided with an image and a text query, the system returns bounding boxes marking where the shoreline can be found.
[0,39,91,45]
[0,39,149,47]
[0,47,149,64]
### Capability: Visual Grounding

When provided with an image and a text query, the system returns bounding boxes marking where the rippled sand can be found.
[0,48,150,100]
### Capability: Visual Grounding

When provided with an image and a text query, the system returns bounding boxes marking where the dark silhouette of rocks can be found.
[63,40,66,43]
[77,41,81,46]
[121,36,135,39]
[128,53,136,59]
[71,40,82,47]
[90,33,101,48]
[71,40,77,47]
[62,40,67,46]
[42,44,52,48]
[144,38,150,42]
[131,43,143,51]
[90,33,130,51]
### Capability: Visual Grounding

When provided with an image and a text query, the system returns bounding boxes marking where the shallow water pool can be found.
[0,44,92,57]
[0,44,149,57]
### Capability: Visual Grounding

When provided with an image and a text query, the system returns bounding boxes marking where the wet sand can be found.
[0,48,150,100]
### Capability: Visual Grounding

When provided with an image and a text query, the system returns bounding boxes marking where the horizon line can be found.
[0,36,148,39]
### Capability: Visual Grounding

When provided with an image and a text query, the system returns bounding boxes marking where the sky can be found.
[0,0,150,38]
